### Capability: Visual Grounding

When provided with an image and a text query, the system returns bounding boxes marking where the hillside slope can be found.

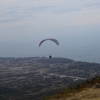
[45,77,100,100]
[46,88,100,100]
[65,88,100,100]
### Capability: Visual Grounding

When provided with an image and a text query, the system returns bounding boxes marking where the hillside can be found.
[46,88,100,100]
[44,77,100,100]
[67,88,100,100]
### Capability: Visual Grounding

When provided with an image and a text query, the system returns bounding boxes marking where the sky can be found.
[0,0,100,62]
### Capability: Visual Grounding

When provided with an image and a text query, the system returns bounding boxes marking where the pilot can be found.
[49,55,52,58]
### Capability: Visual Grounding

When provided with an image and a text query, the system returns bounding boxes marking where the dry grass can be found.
[44,78,100,100]
[46,88,100,100]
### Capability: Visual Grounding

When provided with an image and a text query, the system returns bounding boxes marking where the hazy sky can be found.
[0,0,100,62]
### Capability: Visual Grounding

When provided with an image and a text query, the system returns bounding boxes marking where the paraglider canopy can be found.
[39,38,59,47]
[39,38,59,58]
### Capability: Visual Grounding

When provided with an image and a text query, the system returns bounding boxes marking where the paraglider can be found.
[39,38,59,58]
[39,38,59,47]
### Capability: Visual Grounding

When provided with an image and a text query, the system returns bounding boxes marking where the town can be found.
[0,57,100,100]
